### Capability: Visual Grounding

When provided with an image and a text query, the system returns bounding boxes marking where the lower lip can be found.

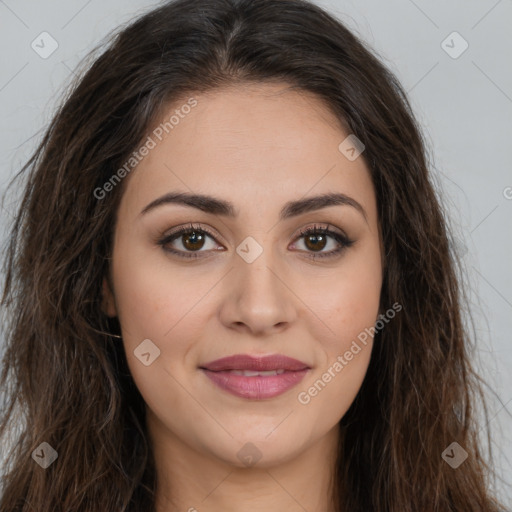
[201,369,309,399]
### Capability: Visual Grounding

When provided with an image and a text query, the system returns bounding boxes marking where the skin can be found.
[102,82,383,512]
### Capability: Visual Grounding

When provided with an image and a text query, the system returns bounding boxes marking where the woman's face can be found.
[102,83,383,468]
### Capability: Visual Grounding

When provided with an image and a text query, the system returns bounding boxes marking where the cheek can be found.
[296,344,372,433]
[110,247,214,379]
[311,239,382,351]
[294,241,381,418]
[110,241,208,341]
[295,277,378,425]
[110,252,207,420]
[111,257,170,342]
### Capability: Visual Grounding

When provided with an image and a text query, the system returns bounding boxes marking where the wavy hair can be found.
[0,0,505,510]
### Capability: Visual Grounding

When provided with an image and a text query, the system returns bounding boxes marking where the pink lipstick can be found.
[200,354,310,400]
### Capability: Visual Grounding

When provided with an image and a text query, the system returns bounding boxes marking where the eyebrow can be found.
[139,191,367,222]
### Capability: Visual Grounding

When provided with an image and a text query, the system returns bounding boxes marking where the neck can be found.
[148,412,340,512]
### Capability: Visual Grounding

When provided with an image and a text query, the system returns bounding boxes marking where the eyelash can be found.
[157,223,354,260]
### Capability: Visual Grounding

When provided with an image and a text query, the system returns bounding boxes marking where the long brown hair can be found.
[0,0,505,510]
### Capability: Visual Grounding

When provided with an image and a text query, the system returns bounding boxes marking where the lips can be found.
[200,354,310,372]
[199,354,310,400]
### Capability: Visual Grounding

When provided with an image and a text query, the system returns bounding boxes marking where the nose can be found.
[218,242,297,336]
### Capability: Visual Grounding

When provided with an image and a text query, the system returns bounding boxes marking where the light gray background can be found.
[0,0,511,505]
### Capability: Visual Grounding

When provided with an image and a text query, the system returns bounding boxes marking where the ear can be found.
[101,276,118,317]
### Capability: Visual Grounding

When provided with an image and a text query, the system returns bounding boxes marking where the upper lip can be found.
[200,354,310,372]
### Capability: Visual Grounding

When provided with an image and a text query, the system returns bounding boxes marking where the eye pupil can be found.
[183,231,205,250]
[305,233,327,251]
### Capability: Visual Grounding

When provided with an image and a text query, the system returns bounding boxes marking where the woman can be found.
[0,0,505,510]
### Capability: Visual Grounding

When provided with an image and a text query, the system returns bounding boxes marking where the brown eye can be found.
[293,225,354,260]
[303,232,328,252]
[181,230,207,251]
[158,224,221,259]
[158,223,354,261]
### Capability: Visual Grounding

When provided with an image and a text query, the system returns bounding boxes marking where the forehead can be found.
[118,83,376,223]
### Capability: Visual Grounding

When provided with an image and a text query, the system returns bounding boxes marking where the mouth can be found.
[199,354,310,400]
